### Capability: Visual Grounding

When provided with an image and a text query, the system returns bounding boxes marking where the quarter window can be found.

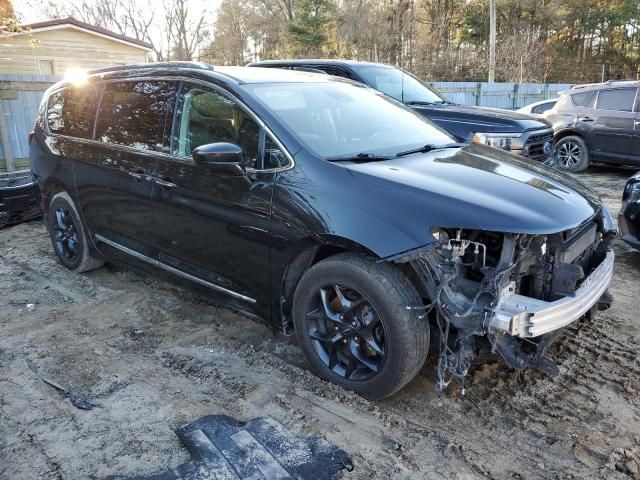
[46,91,65,134]
[46,84,100,139]
[95,80,177,152]
[531,101,555,114]
[596,88,637,112]
[264,136,288,169]
[570,91,595,108]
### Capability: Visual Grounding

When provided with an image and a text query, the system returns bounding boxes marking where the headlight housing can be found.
[472,132,520,151]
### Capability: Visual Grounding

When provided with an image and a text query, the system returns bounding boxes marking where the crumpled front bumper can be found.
[490,249,614,338]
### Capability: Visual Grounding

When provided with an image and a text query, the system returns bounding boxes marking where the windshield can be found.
[351,65,445,104]
[245,82,454,158]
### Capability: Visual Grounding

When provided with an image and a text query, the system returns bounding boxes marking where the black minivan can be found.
[31,62,615,399]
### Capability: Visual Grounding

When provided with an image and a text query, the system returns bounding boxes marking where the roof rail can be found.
[87,61,215,76]
[571,82,601,90]
[572,79,639,90]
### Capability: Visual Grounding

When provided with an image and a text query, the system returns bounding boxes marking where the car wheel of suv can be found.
[47,191,103,272]
[292,253,429,400]
[554,135,589,172]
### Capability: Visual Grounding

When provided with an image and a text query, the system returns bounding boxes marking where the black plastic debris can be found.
[26,359,101,410]
[0,170,41,229]
[106,415,353,480]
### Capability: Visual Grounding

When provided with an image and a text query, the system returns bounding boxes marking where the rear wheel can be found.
[554,135,590,172]
[47,191,103,272]
[292,253,429,399]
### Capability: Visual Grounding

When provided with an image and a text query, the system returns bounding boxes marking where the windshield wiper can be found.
[324,152,393,163]
[405,100,438,106]
[396,142,466,157]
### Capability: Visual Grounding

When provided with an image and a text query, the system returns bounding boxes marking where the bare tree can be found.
[200,0,249,65]
[496,26,546,82]
[37,0,154,43]
[161,0,209,61]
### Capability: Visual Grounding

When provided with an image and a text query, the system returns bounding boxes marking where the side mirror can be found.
[192,142,245,175]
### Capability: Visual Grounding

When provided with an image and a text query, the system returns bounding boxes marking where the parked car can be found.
[31,63,615,399]
[517,98,558,116]
[248,60,555,164]
[619,172,640,249]
[544,80,640,172]
[0,170,41,228]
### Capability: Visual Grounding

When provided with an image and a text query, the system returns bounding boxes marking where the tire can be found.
[292,253,430,400]
[554,135,590,172]
[47,191,103,272]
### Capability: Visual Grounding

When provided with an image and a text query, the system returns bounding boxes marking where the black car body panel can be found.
[248,59,554,163]
[31,64,614,395]
[544,81,640,166]
[345,145,600,235]
[619,171,640,249]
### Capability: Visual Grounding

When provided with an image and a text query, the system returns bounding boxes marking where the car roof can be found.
[247,59,396,69]
[567,79,640,93]
[83,62,352,85]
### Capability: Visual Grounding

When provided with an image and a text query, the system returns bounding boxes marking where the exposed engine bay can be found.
[396,210,615,393]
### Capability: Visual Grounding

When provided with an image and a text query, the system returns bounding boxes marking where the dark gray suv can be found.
[544,80,640,171]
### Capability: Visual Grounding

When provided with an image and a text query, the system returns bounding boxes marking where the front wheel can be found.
[554,135,590,172]
[292,253,430,399]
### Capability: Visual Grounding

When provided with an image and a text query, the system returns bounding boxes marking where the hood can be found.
[411,103,551,138]
[346,144,601,235]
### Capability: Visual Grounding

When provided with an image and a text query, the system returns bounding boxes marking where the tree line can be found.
[16,0,640,83]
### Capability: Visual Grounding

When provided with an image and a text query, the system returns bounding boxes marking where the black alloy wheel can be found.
[306,284,386,381]
[293,253,430,399]
[52,207,80,262]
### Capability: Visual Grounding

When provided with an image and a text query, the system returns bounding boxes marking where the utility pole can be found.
[488,0,496,83]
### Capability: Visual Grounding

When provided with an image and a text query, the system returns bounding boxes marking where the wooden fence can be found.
[0,74,60,171]
[0,74,573,172]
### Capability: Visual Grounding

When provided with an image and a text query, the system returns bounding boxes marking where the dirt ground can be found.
[1,165,639,480]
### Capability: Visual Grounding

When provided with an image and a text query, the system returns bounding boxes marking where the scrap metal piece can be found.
[106,415,353,480]
[26,359,101,410]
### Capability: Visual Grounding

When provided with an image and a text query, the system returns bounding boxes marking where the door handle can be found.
[152,177,177,189]
[635,121,640,127]
[578,116,594,122]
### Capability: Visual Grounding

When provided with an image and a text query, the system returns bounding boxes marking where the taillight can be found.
[28,131,34,144]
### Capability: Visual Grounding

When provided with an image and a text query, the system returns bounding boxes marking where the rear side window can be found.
[95,80,177,152]
[570,91,595,108]
[531,101,555,114]
[596,88,637,112]
[46,84,100,138]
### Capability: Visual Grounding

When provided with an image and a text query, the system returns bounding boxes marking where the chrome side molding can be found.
[94,234,256,304]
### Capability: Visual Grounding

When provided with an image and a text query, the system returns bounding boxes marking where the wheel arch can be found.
[40,178,70,216]
[554,128,587,145]
[278,235,378,332]
[277,234,430,333]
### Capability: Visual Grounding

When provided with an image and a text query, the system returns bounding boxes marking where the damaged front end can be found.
[397,209,615,392]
